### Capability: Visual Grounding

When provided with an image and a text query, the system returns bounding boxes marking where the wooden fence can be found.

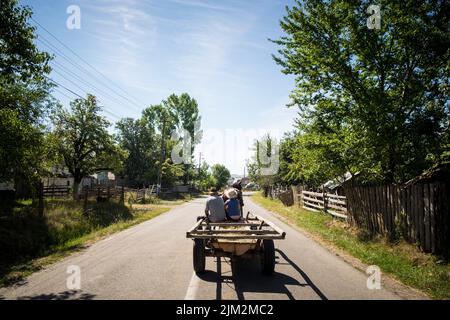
[298,190,348,219]
[43,185,71,198]
[345,182,449,256]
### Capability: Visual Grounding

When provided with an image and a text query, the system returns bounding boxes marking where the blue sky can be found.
[22,0,298,174]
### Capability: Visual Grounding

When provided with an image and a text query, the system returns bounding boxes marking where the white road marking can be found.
[184,272,200,300]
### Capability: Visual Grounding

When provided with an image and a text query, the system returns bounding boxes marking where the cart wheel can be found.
[193,239,206,274]
[261,239,275,275]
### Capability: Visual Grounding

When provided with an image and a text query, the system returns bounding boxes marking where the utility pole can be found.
[198,152,202,174]
[157,115,167,196]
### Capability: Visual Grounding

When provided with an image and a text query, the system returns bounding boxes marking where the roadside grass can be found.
[252,193,450,299]
[0,197,183,287]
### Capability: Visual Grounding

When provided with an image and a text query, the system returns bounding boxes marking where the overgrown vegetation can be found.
[252,193,450,299]
[249,0,449,187]
[0,198,172,287]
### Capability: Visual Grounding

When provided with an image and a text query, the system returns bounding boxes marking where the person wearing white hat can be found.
[224,188,241,221]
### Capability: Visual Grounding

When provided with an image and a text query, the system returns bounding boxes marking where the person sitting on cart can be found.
[205,187,226,222]
[224,188,242,221]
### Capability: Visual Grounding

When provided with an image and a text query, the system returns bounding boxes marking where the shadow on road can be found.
[198,249,327,300]
[16,290,96,300]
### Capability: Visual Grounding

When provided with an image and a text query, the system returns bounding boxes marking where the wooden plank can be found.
[253,214,286,237]
[360,187,369,231]
[193,229,279,235]
[423,183,431,252]
[302,195,325,204]
[327,210,348,219]
[325,194,347,200]
[429,183,436,253]
[417,184,425,249]
[186,217,204,235]
[368,186,378,233]
[384,185,390,234]
[376,185,382,233]
[360,186,369,229]
[405,185,411,241]
[302,191,325,197]
[327,203,347,212]
[327,198,346,205]
[206,222,262,227]
[304,202,324,211]
[411,185,417,243]
[186,234,286,240]
[385,185,391,235]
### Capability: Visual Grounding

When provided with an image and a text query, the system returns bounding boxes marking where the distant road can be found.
[0,194,405,300]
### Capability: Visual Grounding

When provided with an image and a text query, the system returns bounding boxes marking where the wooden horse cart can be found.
[186,212,286,275]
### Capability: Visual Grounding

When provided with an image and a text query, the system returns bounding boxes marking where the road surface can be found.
[0,194,405,300]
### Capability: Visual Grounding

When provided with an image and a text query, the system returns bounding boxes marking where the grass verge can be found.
[0,197,184,287]
[252,193,450,299]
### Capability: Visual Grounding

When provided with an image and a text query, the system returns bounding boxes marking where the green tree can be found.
[247,134,280,191]
[115,118,158,187]
[273,0,449,183]
[193,161,215,191]
[142,93,201,189]
[0,0,53,184]
[52,95,119,198]
[211,164,231,189]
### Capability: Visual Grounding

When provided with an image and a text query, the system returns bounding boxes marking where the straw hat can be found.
[224,188,238,199]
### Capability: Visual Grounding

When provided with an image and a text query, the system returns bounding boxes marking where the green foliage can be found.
[247,134,280,187]
[192,161,215,191]
[273,0,449,184]
[211,164,231,189]
[118,93,201,187]
[0,0,54,183]
[51,95,121,186]
[115,118,158,186]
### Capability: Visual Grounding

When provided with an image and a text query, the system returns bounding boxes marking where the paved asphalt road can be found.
[0,194,404,300]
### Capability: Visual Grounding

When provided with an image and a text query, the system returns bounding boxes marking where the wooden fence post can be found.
[83,188,88,214]
[291,186,298,206]
[299,186,304,208]
[120,185,125,205]
[323,190,328,214]
[38,181,44,217]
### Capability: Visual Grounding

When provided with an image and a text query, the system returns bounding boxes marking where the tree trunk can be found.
[73,177,82,201]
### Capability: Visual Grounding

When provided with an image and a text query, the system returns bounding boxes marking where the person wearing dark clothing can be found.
[232,180,244,215]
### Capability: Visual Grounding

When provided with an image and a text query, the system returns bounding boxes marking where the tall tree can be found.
[273,0,449,183]
[211,164,231,189]
[0,0,53,184]
[52,95,118,198]
[142,93,201,189]
[116,118,157,187]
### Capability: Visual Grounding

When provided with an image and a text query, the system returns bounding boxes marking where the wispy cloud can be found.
[168,0,237,12]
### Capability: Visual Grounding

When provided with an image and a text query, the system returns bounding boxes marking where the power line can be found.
[47,76,121,121]
[50,62,127,113]
[37,36,142,114]
[53,87,75,101]
[50,69,124,121]
[32,17,146,111]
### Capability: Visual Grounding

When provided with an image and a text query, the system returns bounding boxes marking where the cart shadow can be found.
[197,249,327,300]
